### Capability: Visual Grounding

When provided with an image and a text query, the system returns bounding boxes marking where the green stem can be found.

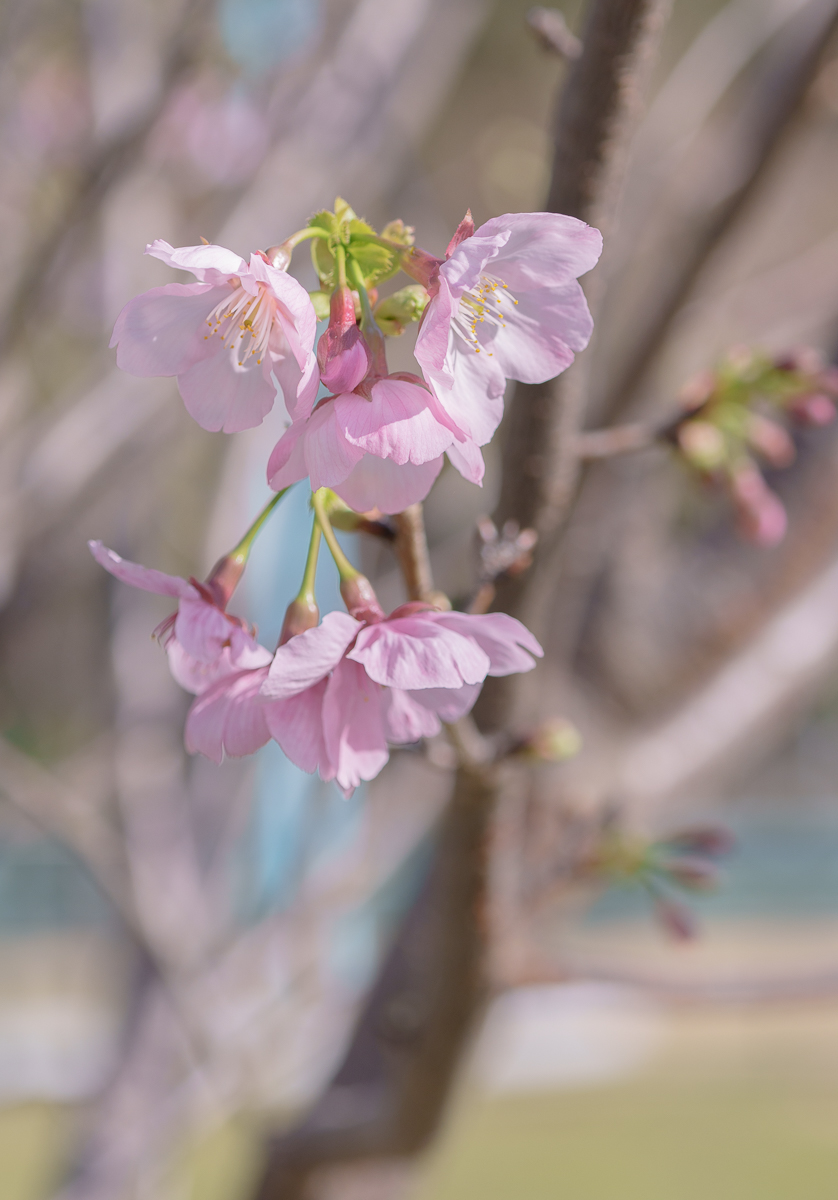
[312,489,358,581]
[298,518,322,601]
[335,242,348,288]
[347,257,387,373]
[230,487,290,562]
[347,231,406,253]
[286,226,331,248]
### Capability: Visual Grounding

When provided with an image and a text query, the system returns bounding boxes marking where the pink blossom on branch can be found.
[110,240,319,433]
[410,211,603,447]
[253,604,544,794]
[88,541,272,694]
[266,372,484,514]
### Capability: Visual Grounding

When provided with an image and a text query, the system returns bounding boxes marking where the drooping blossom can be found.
[88,541,272,694]
[110,240,319,433]
[250,604,544,794]
[266,372,484,514]
[410,211,602,447]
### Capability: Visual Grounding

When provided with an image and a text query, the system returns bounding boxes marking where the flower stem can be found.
[230,487,291,562]
[312,488,358,582]
[286,226,330,248]
[335,243,348,288]
[298,517,321,601]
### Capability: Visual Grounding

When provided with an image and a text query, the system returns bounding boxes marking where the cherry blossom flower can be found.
[266,372,483,514]
[88,540,272,694]
[110,240,319,433]
[411,211,602,447]
[257,604,543,794]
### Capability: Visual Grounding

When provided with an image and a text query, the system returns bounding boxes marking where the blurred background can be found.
[4,0,838,1196]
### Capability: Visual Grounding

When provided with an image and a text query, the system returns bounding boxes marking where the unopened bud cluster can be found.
[670,346,838,546]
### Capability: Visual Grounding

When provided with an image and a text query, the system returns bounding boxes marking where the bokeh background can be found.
[4,0,838,1196]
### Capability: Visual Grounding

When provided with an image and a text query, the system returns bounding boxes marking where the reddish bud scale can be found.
[340,574,385,624]
[279,596,320,645]
[204,553,246,608]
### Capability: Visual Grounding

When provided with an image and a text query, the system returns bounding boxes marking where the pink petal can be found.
[302,402,365,491]
[248,255,317,368]
[261,611,362,699]
[177,342,278,432]
[146,239,247,283]
[335,380,454,466]
[334,454,443,515]
[415,280,456,375]
[441,231,511,295]
[348,616,490,690]
[88,540,197,599]
[430,611,543,675]
[267,420,309,492]
[174,597,235,662]
[423,346,507,446]
[274,350,320,422]
[167,642,241,695]
[446,437,485,485]
[184,667,271,763]
[110,283,228,377]
[408,682,482,722]
[322,659,389,794]
[264,678,332,776]
[382,688,442,743]
[480,279,593,384]
[474,212,603,289]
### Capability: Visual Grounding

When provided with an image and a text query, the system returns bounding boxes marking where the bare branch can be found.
[392,505,436,603]
[574,421,658,459]
[527,7,583,59]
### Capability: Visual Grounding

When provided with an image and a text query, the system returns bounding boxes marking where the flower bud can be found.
[264,243,291,270]
[279,595,320,645]
[730,465,787,546]
[316,285,371,394]
[340,573,385,623]
[373,285,429,336]
[204,553,246,608]
[516,718,582,763]
[676,419,727,472]
[745,414,795,468]
[788,392,837,427]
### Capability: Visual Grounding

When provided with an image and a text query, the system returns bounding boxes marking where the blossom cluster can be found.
[671,346,838,545]
[92,199,602,791]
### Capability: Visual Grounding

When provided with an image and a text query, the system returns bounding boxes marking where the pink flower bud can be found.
[678,369,716,411]
[788,392,837,427]
[745,414,795,468]
[279,596,320,646]
[676,419,727,472]
[340,573,385,624]
[730,466,787,546]
[316,285,371,394]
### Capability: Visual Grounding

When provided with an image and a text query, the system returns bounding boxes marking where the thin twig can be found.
[392,505,436,602]
[574,421,658,459]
